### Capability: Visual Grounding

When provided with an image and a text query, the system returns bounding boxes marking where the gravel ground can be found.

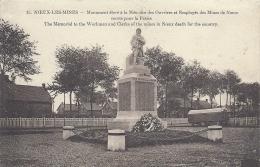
[0,127,259,167]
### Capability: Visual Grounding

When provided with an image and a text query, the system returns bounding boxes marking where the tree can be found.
[223,70,241,117]
[182,60,203,109]
[236,82,259,118]
[0,19,40,115]
[179,65,197,116]
[0,19,40,82]
[79,46,120,117]
[195,64,210,109]
[75,87,117,107]
[203,70,222,108]
[102,86,117,102]
[158,83,185,117]
[217,73,226,107]
[49,45,120,117]
[144,46,184,118]
[49,45,84,116]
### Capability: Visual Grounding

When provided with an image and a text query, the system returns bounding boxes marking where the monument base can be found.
[108,119,139,132]
[108,111,168,132]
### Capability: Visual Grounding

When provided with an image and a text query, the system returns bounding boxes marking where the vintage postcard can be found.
[0,0,259,166]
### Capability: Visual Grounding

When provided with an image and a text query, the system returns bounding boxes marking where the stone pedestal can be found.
[107,129,125,151]
[63,126,75,140]
[108,54,167,131]
[207,125,222,142]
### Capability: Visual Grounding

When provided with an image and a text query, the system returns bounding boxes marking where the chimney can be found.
[206,99,208,102]
[42,83,46,90]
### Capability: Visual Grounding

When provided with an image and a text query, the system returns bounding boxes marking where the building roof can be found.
[6,84,52,103]
[57,103,79,112]
[157,98,191,111]
[82,102,102,111]
[192,100,211,109]
[109,102,117,109]
[102,102,117,109]
[188,108,223,115]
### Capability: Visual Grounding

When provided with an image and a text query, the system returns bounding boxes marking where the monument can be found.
[108,29,167,132]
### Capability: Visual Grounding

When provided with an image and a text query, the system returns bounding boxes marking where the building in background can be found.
[192,99,212,110]
[56,102,104,118]
[56,103,80,117]
[0,75,52,117]
[157,98,191,118]
[101,102,117,118]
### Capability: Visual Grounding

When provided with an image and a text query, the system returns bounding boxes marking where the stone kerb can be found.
[207,125,222,142]
[107,129,125,151]
[63,126,75,140]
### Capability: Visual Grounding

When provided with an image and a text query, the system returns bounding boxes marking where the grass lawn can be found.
[0,127,259,166]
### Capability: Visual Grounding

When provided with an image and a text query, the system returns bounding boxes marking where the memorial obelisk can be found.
[108,28,167,132]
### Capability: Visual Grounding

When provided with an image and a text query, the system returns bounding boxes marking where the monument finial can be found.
[130,28,146,65]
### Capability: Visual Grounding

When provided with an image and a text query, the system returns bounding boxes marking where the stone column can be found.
[63,126,75,140]
[107,129,125,151]
[207,125,222,142]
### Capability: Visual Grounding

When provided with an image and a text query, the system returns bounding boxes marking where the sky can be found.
[1,0,259,111]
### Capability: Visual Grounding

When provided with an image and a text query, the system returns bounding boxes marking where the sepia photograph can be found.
[0,0,259,166]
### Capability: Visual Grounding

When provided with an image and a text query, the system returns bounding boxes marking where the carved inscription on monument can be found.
[118,82,131,111]
[135,81,154,111]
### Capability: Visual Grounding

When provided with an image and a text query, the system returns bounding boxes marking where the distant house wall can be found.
[56,104,102,118]
[0,75,52,118]
[81,103,103,118]
[86,110,102,118]
[0,75,8,114]
[81,108,102,118]
[55,103,81,117]
[6,100,52,117]
[102,103,117,117]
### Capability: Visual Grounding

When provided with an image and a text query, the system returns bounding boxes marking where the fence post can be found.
[82,117,83,127]
[245,117,248,126]
[6,117,8,128]
[73,117,75,126]
[19,117,21,128]
[234,117,236,126]
[64,117,66,126]
[32,117,34,127]
[43,117,45,128]
[54,117,56,128]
